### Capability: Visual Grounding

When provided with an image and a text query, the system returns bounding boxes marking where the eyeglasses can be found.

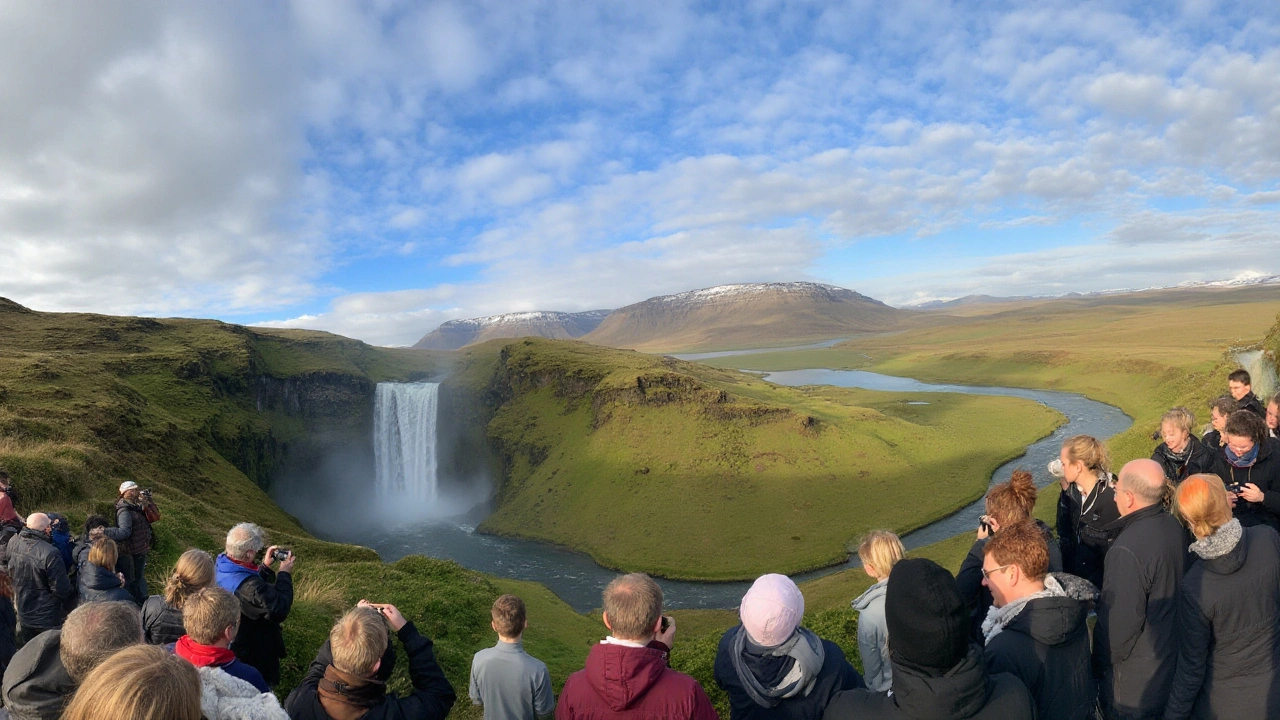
[981,564,1012,579]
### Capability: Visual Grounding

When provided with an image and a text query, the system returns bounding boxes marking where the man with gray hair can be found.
[215,522,296,687]
[6,513,72,645]
[1093,459,1188,720]
[2,601,141,720]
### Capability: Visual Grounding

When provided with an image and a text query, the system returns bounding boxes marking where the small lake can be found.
[342,358,1131,612]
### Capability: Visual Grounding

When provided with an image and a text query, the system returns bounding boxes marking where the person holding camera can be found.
[105,481,160,604]
[285,600,456,720]
[215,522,295,687]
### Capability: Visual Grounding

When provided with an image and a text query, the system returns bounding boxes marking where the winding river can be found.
[346,357,1131,613]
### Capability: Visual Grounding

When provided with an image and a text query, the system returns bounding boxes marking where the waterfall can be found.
[374,382,440,502]
[1233,349,1278,399]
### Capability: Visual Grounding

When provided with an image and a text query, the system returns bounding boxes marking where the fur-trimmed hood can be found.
[198,665,288,720]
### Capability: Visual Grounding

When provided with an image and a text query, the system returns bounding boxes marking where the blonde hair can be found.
[1175,474,1234,539]
[602,573,663,640]
[1161,407,1195,435]
[182,587,240,646]
[1062,435,1110,473]
[857,530,905,578]
[330,607,388,677]
[88,537,118,571]
[61,645,201,720]
[164,549,215,610]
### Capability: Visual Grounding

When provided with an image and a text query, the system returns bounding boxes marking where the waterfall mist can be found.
[1234,349,1278,399]
[269,379,494,536]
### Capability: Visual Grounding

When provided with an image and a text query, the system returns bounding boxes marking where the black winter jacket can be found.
[1199,430,1223,452]
[1056,477,1121,589]
[983,573,1098,720]
[957,520,1062,642]
[284,621,456,720]
[1211,438,1280,531]
[105,499,151,556]
[1151,436,1216,483]
[75,563,130,606]
[713,627,864,720]
[1093,504,1188,720]
[228,566,293,686]
[1238,392,1266,419]
[141,595,186,645]
[0,629,75,720]
[6,530,71,631]
[1164,524,1280,720]
[823,646,1034,720]
[0,597,15,677]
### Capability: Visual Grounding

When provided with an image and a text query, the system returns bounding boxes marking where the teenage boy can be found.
[1228,369,1266,419]
[469,595,554,720]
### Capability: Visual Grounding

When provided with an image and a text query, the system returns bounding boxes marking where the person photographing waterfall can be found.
[215,522,295,687]
[105,481,160,604]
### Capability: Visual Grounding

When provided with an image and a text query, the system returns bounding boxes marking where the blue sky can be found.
[3,1,1279,345]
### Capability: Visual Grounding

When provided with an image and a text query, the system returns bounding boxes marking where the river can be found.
[339,354,1131,612]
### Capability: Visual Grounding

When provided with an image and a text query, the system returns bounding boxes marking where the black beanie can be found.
[884,558,969,672]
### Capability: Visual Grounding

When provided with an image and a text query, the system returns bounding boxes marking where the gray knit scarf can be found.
[730,626,825,708]
[1190,518,1243,560]
[981,573,1098,644]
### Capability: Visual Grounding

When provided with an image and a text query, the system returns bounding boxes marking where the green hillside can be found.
[452,338,1062,580]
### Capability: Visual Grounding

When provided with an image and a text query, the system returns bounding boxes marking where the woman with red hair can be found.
[1165,473,1280,719]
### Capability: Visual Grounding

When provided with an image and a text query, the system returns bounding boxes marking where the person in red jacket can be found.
[556,573,717,720]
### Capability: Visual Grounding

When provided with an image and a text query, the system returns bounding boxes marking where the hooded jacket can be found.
[0,629,75,720]
[1056,475,1121,589]
[215,553,292,687]
[822,646,1035,720]
[6,529,72,631]
[713,626,863,720]
[284,621,455,720]
[982,573,1098,720]
[1150,435,1216,483]
[852,580,891,693]
[557,641,717,720]
[1164,522,1280,720]
[141,594,186,645]
[197,665,288,720]
[1211,437,1280,530]
[75,562,131,605]
[1093,504,1187,720]
[956,520,1063,643]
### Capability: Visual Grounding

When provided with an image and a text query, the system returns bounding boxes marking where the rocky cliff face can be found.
[413,310,611,350]
[583,282,905,352]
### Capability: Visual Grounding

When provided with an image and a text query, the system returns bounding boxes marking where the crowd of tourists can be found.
[0,369,1276,719]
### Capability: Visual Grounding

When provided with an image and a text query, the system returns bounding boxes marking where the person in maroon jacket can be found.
[556,573,717,720]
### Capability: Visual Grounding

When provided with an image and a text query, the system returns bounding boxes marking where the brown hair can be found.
[164,549,215,610]
[856,530,905,578]
[491,594,527,638]
[1229,369,1252,385]
[1224,410,1267,445]
[602,573,663,640]
[986,470,1038,527]
[61,645,201,720]
[1062,435,1109,473]
[330,607,388,677]
[60,602,143,682]
[1175,474,1234,539]
[88,537,119,572]
[983,520,1049,581]
[182,587,240,646]
[1209,396,1238,417]
[1161,407,1195,435]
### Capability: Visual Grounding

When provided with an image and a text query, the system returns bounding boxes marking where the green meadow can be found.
[457,338,1062,580]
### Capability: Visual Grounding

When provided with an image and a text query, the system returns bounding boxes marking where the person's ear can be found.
[223,625,237,644]
[602,612,613,632]
[491,619,498,634]
[371,658,381,676]
[522,619,529,631]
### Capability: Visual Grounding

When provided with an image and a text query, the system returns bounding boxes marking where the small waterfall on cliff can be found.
[1233,349,1278,399]
[374,382,440,503]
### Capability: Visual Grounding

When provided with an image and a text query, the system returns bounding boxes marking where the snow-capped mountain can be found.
[413,309,612,350]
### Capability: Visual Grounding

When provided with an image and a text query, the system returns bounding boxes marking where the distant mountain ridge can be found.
[583,282,905,352]
[412,309,611,350]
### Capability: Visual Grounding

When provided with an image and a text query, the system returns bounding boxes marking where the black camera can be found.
[140,488,153,498]
[978,518,993,534]
[272,548,291,562]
